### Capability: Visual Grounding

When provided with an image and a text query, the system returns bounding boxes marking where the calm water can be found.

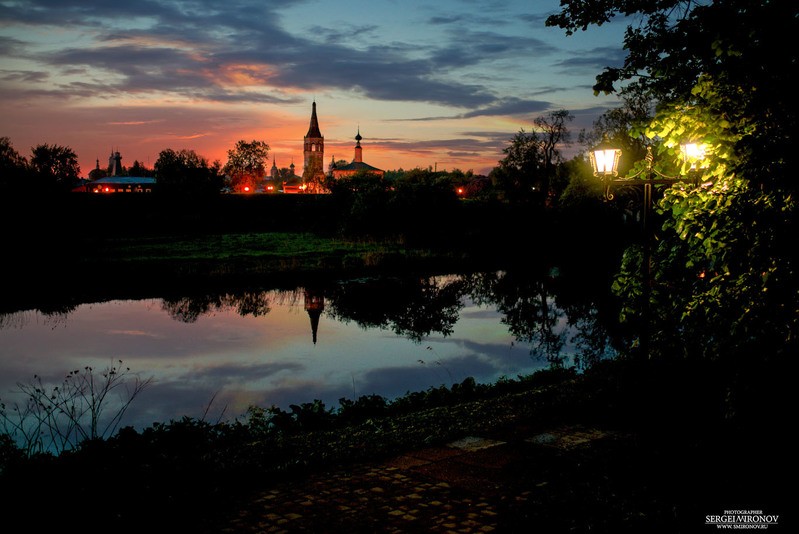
[0,271,617,432]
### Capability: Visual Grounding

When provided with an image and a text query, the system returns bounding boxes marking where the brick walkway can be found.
[218,427,621,533]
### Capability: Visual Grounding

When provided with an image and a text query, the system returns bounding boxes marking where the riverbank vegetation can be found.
[0,356,788,533]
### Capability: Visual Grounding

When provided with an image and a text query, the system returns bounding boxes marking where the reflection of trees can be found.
[463,271,566,365]
[324,277,465,343]
[548,265,622,368]
[2,269,620,368]
[567,307,616,368]
[463,269,618,367]
[161,291,273,323]
[0,309,72,330]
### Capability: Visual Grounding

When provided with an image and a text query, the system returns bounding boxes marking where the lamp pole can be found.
[590,141,705,359]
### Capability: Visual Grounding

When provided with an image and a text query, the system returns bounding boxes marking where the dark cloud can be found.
[383,97,551,122]
[0,69,50,84]
[376,137,504,157]
[426,3,511,28]
[551,46,625,72]
[356,354,497,399]
[429,15,464,25]
[518,12,553,26]
[0,0,569,110]
[179,361,306,385]
[430,30,558,69]
[307,24,381,44]
[0,35,26,55]
[461,97,551,118]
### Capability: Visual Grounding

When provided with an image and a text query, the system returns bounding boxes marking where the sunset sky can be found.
[0,0,628,177]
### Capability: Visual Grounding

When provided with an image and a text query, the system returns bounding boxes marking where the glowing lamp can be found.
[680,142,707,170]
[589,138,621,177]
[244,186,250,192]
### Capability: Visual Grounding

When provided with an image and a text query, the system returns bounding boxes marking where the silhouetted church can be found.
[331,128,384,179]
[279,101,383,192]
[108,150,122,176]
[301,101,325,193]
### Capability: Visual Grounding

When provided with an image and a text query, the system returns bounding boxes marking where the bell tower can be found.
[302,101,325,190]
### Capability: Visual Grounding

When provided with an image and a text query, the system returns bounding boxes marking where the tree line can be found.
[0,109,599,205]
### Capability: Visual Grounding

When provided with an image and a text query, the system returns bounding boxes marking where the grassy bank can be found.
[3,193,628,317]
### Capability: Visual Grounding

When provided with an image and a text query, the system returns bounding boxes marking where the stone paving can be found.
[219,426,620,533]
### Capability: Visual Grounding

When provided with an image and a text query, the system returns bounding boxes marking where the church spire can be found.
[270,156,278,179]
[306,100,322,138]
[302,101,325,188]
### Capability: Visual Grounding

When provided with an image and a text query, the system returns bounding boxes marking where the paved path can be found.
[218,426,621,533]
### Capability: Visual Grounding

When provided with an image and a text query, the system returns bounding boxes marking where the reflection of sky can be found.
[0,292,560,431]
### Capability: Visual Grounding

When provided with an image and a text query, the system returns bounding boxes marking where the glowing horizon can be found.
[0,1,630,178]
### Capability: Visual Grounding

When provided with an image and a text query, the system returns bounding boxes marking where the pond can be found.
[0,270,620,434]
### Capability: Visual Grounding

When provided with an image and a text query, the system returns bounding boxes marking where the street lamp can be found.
[680,142,707,170]
[590,142,705,229]
[590,140,706,359]
[588,137,622,179]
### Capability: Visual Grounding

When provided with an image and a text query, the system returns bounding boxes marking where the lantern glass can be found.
[589,140,621,177]
[680,142,707,169]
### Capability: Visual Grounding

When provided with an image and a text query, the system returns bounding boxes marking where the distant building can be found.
[281,162,306,194]
[88,158,108,181]
[87,176,156,193]
[270,157,279,180]
[301,101,325,192]
[262,157,280,193]
[108,150,123,176]
[331,129,384,179]
[268,101,384,192]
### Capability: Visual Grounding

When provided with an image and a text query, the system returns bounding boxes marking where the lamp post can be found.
[590,140,706,359]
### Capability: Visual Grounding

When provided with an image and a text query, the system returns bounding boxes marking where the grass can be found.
[67,232,471,281]
[2,231,475,315]
[85,233,401,262]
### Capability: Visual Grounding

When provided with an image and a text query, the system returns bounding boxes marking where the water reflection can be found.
[325,276,465,343]
[0,270,621,431]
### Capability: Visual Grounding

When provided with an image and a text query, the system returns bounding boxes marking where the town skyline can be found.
[0,0,629,177]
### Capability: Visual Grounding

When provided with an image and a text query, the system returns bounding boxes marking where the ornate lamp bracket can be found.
[603,146,683,201]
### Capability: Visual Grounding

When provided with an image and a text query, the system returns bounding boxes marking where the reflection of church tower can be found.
[302,101,325,189]
[304,288,325,345]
